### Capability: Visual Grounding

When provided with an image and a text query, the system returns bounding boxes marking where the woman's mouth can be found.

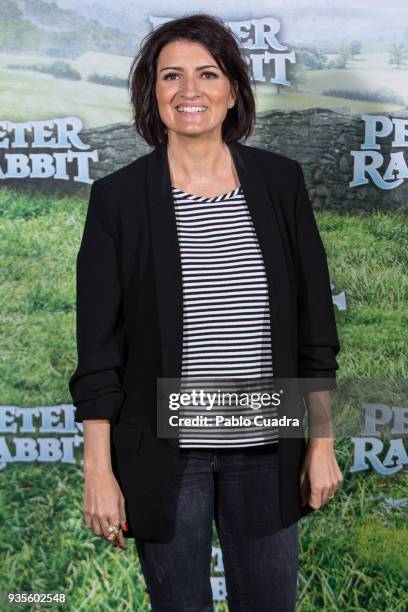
[175,105,208,114]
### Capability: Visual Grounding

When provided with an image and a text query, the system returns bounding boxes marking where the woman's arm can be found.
[300,390,343,509]
[82,419,127,549]
[68,181,128,546]
[293,162,343,507]
[294,161,340,394]
[68,180,126,424]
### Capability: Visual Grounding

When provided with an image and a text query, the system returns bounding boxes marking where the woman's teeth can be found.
[176,106,207,113]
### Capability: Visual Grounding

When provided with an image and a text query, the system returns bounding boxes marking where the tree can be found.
[287,53,307,91]
[0,1,22,21]
[336,44,352,68]
[350,40,362,59]
[296,45,328,70]
[389,43,408,69]
[326,44,352,69]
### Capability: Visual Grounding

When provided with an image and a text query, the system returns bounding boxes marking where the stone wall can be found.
[82,106,407,212]
[3,107,407,212]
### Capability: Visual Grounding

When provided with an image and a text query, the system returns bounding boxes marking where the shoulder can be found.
[237,142,299,174]
[236,142,302,199]
[92,153,149,196]
[87,152,153,229]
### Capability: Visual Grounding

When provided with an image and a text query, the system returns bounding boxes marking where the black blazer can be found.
[68,140,340,541]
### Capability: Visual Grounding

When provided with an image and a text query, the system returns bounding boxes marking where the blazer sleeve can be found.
[294,161,340,393]
[68,180,126,423]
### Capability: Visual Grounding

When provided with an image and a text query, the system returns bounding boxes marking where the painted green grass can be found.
[257,50,407,113]
[0,68,398,127]
[306,51,408,101]
[0,67,131,128]
[0,49,405,128]
[0,51,133,127]
[0,187,407,610]
[0,51,132,79]
[254,86,400,114]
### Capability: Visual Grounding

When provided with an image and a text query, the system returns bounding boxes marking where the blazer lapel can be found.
[146,143,183,381]
[227,141,290,380]
[146,139,289,390]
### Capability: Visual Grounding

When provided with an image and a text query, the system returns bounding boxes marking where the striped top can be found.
[172,184,279,449]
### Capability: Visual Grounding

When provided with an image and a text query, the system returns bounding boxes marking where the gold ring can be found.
[106,531,120,542]
[106,523,122,541]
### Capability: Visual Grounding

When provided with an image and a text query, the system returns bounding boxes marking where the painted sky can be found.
[56,0,408,47]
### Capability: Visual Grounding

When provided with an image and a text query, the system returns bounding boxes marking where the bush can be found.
[6,60,81,80]
[322,87,404,105]
[48,60,81,80]
[87,73,128,88]
[295,46,329,70]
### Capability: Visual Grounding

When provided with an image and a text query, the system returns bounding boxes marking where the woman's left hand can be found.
[299,438,343,509]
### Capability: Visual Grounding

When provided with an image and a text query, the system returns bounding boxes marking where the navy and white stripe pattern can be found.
[172,184,279,448]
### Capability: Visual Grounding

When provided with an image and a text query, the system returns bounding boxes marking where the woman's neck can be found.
[166,136,238,192]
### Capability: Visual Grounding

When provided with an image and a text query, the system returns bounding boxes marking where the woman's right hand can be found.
[81,419,128,548]
[83,467,128,548]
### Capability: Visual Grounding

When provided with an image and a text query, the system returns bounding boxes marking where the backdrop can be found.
[1,2,407,610]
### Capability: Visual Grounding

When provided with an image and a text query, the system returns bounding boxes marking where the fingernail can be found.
[124,522,128,531]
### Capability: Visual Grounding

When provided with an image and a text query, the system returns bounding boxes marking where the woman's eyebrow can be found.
[159,64,219,72]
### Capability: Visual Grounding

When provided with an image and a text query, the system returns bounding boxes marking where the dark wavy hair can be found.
[128,13,256,147]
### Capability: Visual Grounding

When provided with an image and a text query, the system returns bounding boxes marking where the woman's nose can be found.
[177,77,202,95]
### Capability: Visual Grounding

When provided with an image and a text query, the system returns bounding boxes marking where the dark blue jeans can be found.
[135,444,299,612]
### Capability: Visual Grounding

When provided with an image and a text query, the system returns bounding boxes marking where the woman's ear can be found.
[229,80,238,107]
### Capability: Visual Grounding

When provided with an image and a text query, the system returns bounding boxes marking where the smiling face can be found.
[155,39,236,141]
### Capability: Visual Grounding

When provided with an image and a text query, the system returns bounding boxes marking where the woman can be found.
[69,13,343,612]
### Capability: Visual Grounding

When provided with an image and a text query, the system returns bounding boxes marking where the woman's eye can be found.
[163,71,218,80]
